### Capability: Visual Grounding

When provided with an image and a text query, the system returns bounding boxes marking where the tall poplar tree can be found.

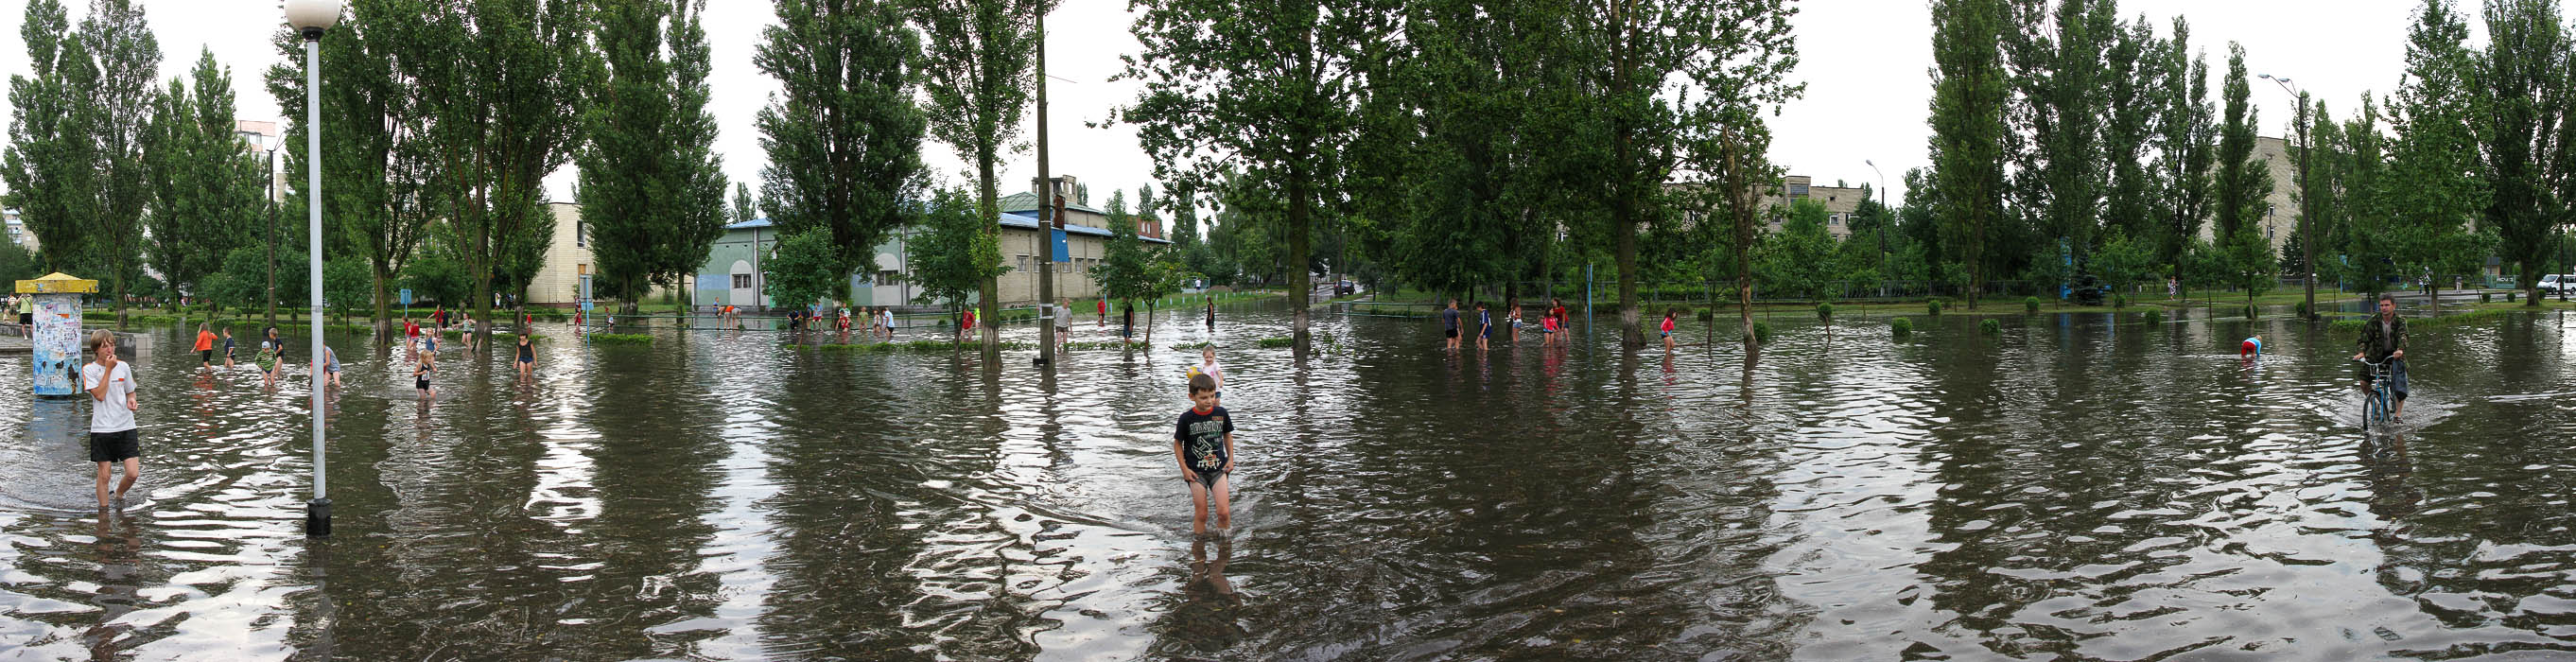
[1574,0,1799,346]
[144,49,262,305]
[2152,18,2216,281]
[1929,0,2011,309]
[580,0,728,313]
[2386,0,2492,303]
[1121,0,1384,356]
[2212,43,2271,242]
[2098,17,2161,242]
[267,0,443,334]
[2004,0,2113,275]
[910,0,1046,348]
[2478,0,2567,305]
[5,0,100,275]
[757,0,926,288]
[81,0,161,325]
[730,183,757,226]
[408,0,596,340]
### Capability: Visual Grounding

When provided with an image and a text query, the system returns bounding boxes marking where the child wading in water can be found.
[1189,345,1226,398]
[1174,374,1237,536]
[516,333,535,379]
[414,350,437,400]
[1661,309,1678,350]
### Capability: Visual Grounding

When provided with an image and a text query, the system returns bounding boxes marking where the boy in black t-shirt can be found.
[1174,374,1236,535]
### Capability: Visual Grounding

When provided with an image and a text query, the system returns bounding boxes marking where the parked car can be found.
[2542,273,2576,294]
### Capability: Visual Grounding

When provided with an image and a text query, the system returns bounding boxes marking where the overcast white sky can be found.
[0,0,2446,224]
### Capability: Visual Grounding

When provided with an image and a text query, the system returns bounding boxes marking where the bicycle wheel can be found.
[2362,390,2380,433]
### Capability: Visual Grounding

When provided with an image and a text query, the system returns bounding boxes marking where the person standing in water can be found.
[194,322,217,372]
[1475,302,1492,351]
[83,330,142,510]
[255,327,285,388]
[1174,374,1237,536]
[1205,296,1216,330]
[1660,309,1678,350]
[515,333,536,379]
[1439,300,1461,351]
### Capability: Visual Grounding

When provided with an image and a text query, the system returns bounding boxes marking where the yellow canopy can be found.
[15,272,99,294]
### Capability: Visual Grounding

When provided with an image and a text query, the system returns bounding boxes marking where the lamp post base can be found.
[305,498,332,537]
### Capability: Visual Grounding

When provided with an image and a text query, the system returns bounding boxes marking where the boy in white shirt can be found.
[83,330,142,509]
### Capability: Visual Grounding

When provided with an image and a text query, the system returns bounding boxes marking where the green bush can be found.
[2480,291,2493,304]
[590,333,653,344]
[2143,309,2164,324]
[1751,321,1772,343]
[2024,296,2041,314]
[1927,298,1943,316]
[1979,319,2000,334]
[1816,302,1835,322]
[1257,337,1294,348]
[1890,317,1912,337]
[2507,291,2517,302]
[2294,301,2309,318]
[2243,305,2256,320]
[1695,309,1714,322]
[2113,294,2128,308]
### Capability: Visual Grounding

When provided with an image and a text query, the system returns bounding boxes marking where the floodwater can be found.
[2,303,2574,660]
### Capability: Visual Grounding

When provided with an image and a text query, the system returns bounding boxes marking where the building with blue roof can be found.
[689,174,1168,310]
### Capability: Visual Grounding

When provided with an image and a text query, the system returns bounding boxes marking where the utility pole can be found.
[267,146,279,326]
[1868,159,1887,298]
[1034,3,1055,366]
[2263,74,2318,320]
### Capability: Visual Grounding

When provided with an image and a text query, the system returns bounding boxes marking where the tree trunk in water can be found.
[976,150,1002,350]
[372,270,392,339]
[1289,163,1312,358]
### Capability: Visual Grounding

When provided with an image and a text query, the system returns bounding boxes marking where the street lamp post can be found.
[2259,73,2318,320]
[286,0,342,538]
[1867,159,1887,298]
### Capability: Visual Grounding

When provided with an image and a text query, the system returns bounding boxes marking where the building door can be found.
[729,260,757,307]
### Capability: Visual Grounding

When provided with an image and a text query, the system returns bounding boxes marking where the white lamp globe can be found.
[284,0,344,36]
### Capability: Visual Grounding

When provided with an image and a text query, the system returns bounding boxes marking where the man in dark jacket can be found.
[2350,293,2409,421]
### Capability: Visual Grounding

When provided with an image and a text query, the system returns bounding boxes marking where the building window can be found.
[1830,214,1841,226]
[731,273,752,288]
[576,217,586,247]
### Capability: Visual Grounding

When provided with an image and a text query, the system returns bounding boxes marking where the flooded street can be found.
[3,303,2574,660]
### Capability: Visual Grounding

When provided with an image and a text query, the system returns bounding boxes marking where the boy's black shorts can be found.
[89,428,139,462]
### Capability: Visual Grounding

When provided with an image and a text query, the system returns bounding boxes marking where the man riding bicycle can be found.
[2350,293,2409,422]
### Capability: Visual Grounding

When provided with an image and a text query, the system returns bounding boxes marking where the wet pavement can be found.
[1,303,2573,660]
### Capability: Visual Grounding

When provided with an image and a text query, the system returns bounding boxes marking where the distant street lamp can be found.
[285,0,342,538]
[2259,73,2318,319]
[1866,159,1887,297]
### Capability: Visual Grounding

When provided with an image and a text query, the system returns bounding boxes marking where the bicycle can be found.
[2356,358,2394,433]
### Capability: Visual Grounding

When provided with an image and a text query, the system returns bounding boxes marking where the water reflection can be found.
[0,306,2570,658]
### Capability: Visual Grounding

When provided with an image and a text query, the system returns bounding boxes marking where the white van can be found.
[2542,273,2576,293]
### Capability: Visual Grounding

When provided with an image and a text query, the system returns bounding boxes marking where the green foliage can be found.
[322,259,371,313]
[7,0,159,320]
[0,238,40,284]
[2023,296,2040,314]
[2384,0,2492,296]
[2222,227,2275,305]
[2213,43,2272,240]
[1979,318,2001,334]
[207,247,305,311]
[1255,337,1294,349]
[144,49,262,302]
[2091,231,2157,295]
[729,183,757,226]
[398,0,593,327]
[760,0,926,276]
[1816,302,1834,321]
[2243,305,2256,320]
[1890,317,1912,336]
[2143,308,2163,323]
[1751,321,1772,343]
[265,0,444,328]
[579,0,728,309]
[402,253,469,307]
[1754,199,1840,301]
[1088,191,1184,312]
[762,229,845,312]
[2154,18,2218,287]
[2477,0,2564,300]
[2113,293,2128,308]
[1927,298,1944,315]
[589,333,653,345]
[1929,0,2010,309]
[907,187,1011,314]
